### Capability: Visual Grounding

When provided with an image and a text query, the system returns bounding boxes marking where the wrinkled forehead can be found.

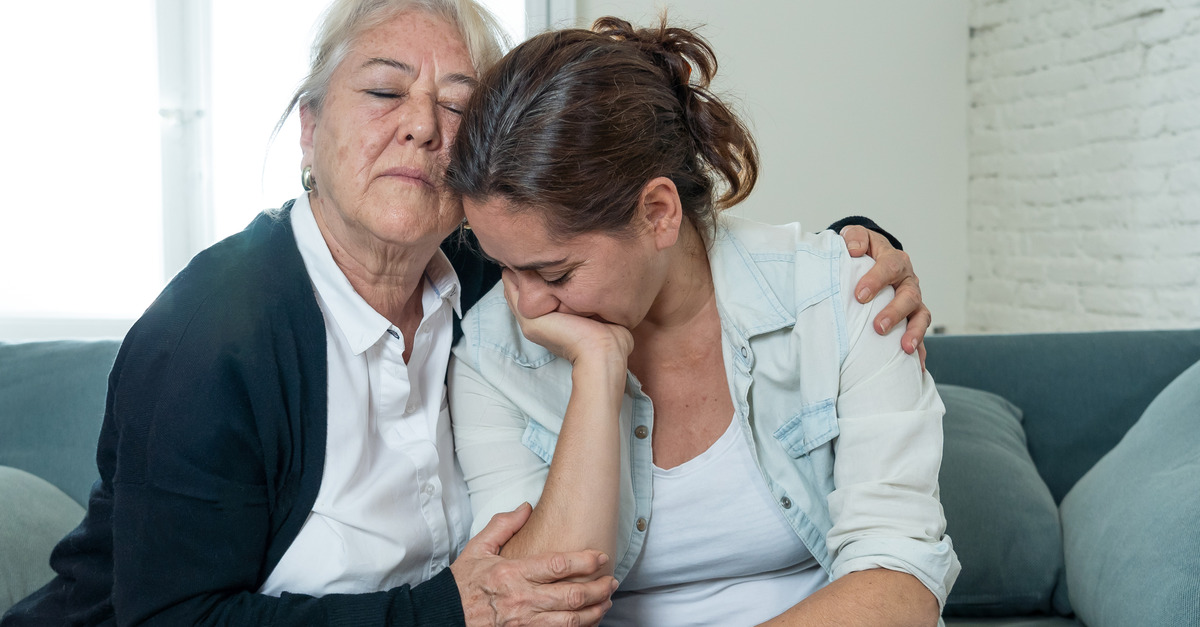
[345,9,477,80]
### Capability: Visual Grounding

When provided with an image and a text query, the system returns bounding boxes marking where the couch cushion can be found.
[0,340,119,506]
[950,614,1084,619]
[1061,359,1200,627]
[0,465,86,614]
[937,385,1064,617]
[925,330,1200,504]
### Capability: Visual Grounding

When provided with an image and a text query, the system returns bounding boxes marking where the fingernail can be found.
[848,240,864,252]
[598,553,609,565]
[856,287,871,302]
[910,338,919,352]
[611,579,620,591]
[879,317,891,333]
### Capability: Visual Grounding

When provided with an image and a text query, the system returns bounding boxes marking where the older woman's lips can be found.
[380,166,433,187]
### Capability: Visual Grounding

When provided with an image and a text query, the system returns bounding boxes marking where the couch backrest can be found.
[7,331,1200,510]
[0,339,121,506]
[925,329,1200,503]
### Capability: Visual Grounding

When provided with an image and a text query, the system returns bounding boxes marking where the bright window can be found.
[0,2,163,321]
[1,0,525,341]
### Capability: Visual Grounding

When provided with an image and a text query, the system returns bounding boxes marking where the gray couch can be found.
[2,330,1199,624]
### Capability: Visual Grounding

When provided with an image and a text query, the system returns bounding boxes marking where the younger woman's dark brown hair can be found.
[446,15,759,239]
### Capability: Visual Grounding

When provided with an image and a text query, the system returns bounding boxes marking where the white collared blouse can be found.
[259,194,472,596]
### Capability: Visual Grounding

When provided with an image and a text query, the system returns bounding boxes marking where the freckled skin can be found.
[301,11,476,261]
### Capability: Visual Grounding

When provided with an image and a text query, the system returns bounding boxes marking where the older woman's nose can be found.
[398,96,440,148]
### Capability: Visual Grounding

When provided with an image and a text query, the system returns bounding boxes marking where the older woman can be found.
[1,2,615,626]
[2,2,928,626]
[447,16,958,627]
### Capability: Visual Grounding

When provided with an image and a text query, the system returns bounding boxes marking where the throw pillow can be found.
[0,465,85,614]
[937,384,1064,617]
[1060,359,1200,627]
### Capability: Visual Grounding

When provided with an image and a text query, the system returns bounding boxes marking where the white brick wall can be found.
[968,0,1200,332]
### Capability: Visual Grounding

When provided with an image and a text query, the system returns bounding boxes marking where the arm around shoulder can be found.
[821,254,958,619]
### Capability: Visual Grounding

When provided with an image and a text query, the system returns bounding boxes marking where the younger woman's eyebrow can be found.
[477,249,568,272]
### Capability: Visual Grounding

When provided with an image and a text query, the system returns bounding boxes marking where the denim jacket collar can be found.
[709,215,838,341]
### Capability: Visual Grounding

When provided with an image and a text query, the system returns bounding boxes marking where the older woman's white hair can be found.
[279,0,509,126]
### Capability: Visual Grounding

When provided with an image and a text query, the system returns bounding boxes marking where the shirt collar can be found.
[708,215,797,339]
[290,193,462,355]
[423,241,463,319]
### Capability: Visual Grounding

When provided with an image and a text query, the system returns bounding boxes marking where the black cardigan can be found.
[1,205,885,626]
[3,204,486,626]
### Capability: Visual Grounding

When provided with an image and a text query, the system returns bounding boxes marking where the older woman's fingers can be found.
[518,551,611,585]
[873,276,926,333]
[534,599,614,627]
[466,502,533,556]
[899,304,932,357]
[854,248,914,306]
[839,224,872,256]
[527,576,617,611]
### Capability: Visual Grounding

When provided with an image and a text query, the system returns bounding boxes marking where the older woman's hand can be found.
[839,225,931,369]
[452,503,617,627]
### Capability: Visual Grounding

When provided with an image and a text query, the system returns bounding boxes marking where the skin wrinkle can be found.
[301,9,473,332]
[363,57,480,89]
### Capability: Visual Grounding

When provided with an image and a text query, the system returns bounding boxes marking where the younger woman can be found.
[446,17,959,626]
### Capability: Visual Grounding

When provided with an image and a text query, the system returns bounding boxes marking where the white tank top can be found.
[603,416,828,626]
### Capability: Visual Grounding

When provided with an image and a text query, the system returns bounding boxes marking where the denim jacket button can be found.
[634,425,649,439]
[780,496,793,509]
[636,517,647,532]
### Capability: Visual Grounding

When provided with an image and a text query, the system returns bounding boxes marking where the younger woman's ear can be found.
[639,176,683,250]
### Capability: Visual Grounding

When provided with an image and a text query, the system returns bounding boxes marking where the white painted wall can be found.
[574,0,970,332]
[967,0,1200,332]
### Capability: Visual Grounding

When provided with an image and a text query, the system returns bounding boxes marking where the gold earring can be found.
[460,219,472,231]
[301,166,316,192]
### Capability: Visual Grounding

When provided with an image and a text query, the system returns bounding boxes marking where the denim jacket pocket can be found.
[773,398,839,457]
[521,420,560,464]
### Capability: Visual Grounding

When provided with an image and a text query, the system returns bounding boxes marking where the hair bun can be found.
[590,15,756,211]
[591,15,714,93]
[447,13,759,240]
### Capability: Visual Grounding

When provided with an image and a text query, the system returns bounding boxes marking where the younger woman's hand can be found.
[502,271,634,368]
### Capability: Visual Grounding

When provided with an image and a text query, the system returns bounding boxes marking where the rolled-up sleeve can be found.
[825,254,961,607]
[449,348,553,538]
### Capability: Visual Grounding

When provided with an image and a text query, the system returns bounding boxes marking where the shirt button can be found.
[636,517,647,532]
[780,496,793,509]
[634,425,649,439]
[740,346,749,358]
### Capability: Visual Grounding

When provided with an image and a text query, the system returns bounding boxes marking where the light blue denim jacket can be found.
[450,216,960,608]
